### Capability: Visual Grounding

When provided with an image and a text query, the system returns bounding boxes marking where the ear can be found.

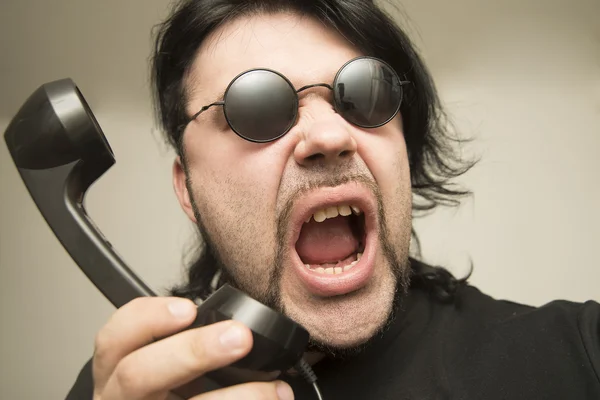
[173,156,197,223]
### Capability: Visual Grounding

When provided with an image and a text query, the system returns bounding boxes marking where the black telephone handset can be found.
[3,79,312,391]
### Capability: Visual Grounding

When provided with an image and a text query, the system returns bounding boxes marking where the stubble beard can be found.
[186,174,412,359]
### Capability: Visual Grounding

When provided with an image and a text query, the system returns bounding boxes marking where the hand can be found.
[92,297,294,400]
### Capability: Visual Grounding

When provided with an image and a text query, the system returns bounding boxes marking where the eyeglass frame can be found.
[183,56,411,143]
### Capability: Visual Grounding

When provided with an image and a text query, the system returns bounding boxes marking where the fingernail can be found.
[168,299,194,318]
[276,381,294,400]
[219,324,245,349]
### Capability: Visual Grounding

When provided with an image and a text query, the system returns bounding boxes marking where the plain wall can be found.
[0,0,598,398]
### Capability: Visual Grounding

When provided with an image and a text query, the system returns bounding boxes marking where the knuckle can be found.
[125,296,149,311]
[93,331,106,353]
[113,355,148,397]
[93,298,151,354]
[188,330,209,363]
[229,382,279,400]
[266,383,283,400]
[93,329,113,365]
[252,383,281,400]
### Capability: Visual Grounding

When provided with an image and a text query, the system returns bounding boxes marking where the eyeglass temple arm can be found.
[189,101,225,122]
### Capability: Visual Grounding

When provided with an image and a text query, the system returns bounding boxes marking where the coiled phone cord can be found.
[295,358,324,400]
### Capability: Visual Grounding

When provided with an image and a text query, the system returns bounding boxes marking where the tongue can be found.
[296,216,358,264]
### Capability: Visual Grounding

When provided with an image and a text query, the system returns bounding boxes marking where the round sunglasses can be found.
[185,56,410,143]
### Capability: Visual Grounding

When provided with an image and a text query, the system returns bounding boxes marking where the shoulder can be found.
[438,282,600,355]
[408,257,600,339]
[427,284,600,396]
[451,284,600,340]
[578,299,600,377]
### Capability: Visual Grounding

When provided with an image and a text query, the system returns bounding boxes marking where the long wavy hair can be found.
[149,0,475,302]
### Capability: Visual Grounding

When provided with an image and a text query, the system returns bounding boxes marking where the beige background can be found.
[0,0,598,398]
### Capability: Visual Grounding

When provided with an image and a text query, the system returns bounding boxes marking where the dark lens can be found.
[334,58,402,128]
[224,70,297,142]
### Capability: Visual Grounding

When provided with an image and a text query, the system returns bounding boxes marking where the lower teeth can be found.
[306,252,363,275]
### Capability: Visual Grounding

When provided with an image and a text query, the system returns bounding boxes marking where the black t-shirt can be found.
[67,285,600,399]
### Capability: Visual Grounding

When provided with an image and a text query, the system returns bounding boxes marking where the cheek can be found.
[357,119,412,243]
[185,129,282,214]
[182,130,290,286]
[359,119,411,203]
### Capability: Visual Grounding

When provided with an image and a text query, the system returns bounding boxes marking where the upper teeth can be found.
[307,205,362,223]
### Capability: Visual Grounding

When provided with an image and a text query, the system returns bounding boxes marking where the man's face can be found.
[173,12,413,350]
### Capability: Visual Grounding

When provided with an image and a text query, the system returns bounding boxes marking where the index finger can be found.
[93,297,197,391]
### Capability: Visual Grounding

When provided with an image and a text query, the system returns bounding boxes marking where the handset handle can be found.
[19,161,156,307]
[4,78,155,307]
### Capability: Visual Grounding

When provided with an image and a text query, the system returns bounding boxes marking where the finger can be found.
[173,370,282,398]
[93,297,197,390]
[190,381,294,400]
[102,320,253,400]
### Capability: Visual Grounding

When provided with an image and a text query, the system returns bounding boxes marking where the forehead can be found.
[186,12,363,105]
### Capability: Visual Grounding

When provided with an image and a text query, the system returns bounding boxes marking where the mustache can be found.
[276,172,382,240]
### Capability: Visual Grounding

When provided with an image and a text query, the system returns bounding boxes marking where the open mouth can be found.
[296,204,366,274]
[287,184,378,297]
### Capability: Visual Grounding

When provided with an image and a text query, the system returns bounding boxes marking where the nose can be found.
[293,106,357,167]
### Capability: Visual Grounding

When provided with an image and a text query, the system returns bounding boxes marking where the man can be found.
[68,0,600,399]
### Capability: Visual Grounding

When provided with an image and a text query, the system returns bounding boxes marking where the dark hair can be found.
[150,0,474,302]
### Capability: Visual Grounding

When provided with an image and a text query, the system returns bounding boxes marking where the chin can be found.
[280,264,398,352]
